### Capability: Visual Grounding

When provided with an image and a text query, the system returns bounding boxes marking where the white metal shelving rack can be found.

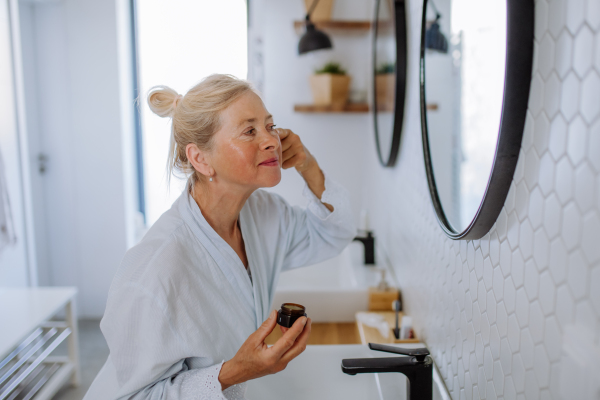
[0,287,80,400]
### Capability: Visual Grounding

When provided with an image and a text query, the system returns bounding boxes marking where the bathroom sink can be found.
[273,243,384,322]
[245,344,449,400]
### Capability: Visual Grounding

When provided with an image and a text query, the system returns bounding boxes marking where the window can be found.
[134,0,248,227]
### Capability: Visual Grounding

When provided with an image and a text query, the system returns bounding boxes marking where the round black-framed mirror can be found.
[372,0,407,167]
[419,0,534,240]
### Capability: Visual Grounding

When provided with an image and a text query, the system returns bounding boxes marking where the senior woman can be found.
[83,74,356,400]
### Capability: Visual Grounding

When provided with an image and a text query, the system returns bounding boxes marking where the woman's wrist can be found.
[218,359,240,391]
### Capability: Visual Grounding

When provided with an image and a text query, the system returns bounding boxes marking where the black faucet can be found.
[341,343,432,400]
[353,231,375,265]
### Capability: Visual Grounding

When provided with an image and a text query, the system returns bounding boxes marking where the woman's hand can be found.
[218,309,312,390]
[276,128,316,172]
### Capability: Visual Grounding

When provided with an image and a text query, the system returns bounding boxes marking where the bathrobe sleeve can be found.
[280,172,356,271]
[100,282,245,400]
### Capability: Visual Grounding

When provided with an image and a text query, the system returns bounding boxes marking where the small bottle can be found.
[400,316,413,339]
[277,303,307,328]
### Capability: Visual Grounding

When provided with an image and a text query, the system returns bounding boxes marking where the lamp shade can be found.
[298,22,332,54]
[425,20,448,53]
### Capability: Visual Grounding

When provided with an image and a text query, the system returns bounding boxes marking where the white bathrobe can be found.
[83,174,356,400]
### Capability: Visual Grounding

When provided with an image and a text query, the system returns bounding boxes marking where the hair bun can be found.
[147,85,181,118]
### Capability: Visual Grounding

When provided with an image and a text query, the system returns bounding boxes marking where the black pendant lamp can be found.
[425,0,448,53]
[298,0,333,55]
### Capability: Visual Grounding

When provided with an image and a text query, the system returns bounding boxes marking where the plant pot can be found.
[304,0,334,22]
[309,74,351,106]
[375,73,395,112]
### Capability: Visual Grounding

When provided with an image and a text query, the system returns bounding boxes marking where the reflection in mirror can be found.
[373,0,406,167]
[423,0,507,232]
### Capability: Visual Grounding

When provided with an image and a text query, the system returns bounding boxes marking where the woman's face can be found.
[209,91,282,189]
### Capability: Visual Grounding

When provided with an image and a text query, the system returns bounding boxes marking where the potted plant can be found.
[309,61,351,106]
[375,62,395,111]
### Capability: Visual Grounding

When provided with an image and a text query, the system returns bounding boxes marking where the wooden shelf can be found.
[356,311,420,345]
[294,20,372,32]
[294,103,369,113]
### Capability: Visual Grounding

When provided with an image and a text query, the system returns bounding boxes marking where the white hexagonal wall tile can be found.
[548,114,567,161]
[524,370,541,399]
[522,111,535,152]
[539,34,555,78]
[538,271,556,315]
[529,301,545,344]
[590,267,600,314]
[575,301,599,337]
[544,316,562,362]
[567,116,588,166]
[511,248,525,288]
[493,266,504,301]
[515,287,530,328]
[485,381,496,400]
[542,193,561,239]
[535,0,549,40]
[554,30,573,78]
[528,187,545,229]
[580,70,600,123]
[566,0,586,35]
[560,72,581,121]
[574,162,596,213]
[500,338,512,375]
[506,212,520,249]
[483,256,494,291]
[533,228,550,269]
[504,275,516,314]
[548,237,568,284]
[537,152,555,196]
[543,73,561,118]
[586,0,600,29]
[589,119,600,173]
[555,157,575,205]
[529,73,545,117]
[512,353,526,393]
[520,328,535,369]
[496,304,508,339]
[519,219,534,259]
[534,345,551,388]
[504,376,517,399]
[555,284,575,326]
[581,213,600,263]
[496,211,508,243]
[507,313,520,352]
[493,360,504,396]
[573,25,594,77]
[561,202,582,250]
[524,258,540,301]
[514,182,529,223]
[595,31,600,69]
[567,250,589,300]
[487,290,497,324]
[484,345,494,379]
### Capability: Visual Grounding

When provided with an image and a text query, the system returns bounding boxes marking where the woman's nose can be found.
[260,128,279,150]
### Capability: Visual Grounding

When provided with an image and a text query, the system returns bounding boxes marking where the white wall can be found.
[18,0,136,317]
[258,0,600,398]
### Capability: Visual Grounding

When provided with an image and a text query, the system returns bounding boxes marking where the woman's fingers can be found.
[269,316,307,357]
[277,128,290,141]
[279,325,289,334]
[253,310,278,344]
[279,318,312,364]
[282,153,301,169]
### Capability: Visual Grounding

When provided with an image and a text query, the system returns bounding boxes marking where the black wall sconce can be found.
[298,0,333,54]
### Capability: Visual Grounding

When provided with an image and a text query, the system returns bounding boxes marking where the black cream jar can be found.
[277,303,307,328]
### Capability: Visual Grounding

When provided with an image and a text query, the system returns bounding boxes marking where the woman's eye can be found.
[269,124,277,131]
[246,128,256,135]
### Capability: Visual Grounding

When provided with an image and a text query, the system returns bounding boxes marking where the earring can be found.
[209,177,213,182]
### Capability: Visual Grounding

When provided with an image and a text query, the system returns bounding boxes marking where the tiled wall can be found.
[364,0,600,398]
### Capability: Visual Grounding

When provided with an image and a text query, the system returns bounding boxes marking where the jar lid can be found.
[280,303,306,316]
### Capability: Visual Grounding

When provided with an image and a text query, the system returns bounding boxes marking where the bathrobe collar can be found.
[177,183,268,329]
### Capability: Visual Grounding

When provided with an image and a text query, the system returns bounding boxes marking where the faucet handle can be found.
[368,343,430,362]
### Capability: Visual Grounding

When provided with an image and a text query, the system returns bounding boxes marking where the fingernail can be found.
[302,317,307,326]
[271,310,277,319]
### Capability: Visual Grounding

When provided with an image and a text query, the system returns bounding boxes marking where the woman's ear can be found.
[186,143,213,178]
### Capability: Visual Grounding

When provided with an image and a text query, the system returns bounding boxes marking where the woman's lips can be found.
[259,157,279,167]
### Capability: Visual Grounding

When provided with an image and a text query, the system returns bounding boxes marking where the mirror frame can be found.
[419,0,534,240]
[372,0,407,167]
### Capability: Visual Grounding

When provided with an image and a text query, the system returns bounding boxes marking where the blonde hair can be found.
[147,73,257,185]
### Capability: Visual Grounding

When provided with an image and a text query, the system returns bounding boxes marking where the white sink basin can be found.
[245,344,449,400]
[273,243,384,322]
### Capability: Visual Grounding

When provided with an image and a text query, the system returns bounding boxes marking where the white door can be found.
[0,0,33,286]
